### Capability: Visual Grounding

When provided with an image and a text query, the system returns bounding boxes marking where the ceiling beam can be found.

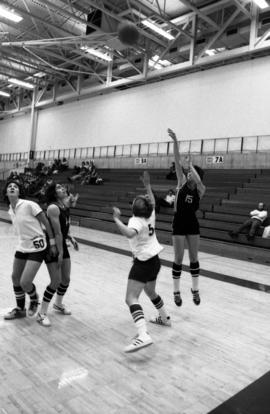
[231,0,252,19]
[196,8,241,60]
[177,0,220,30]
[0,0,75,37]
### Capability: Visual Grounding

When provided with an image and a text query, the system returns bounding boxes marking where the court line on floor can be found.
[75,237,270,294]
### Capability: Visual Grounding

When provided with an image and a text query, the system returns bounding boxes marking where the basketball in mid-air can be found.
[118,22,139,46]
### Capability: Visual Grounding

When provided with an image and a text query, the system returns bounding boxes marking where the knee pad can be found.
[172,262,182,278]
[190,261,200,277]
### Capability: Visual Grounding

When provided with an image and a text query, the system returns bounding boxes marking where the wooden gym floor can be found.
[0,220,269,414]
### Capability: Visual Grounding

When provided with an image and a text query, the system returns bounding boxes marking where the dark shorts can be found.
[128,255,161,283]
[45,241,70,264]
[15,250,47,263]
[172,215,200,236]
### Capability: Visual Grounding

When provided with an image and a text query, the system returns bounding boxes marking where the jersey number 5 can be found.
[148,224,154,236]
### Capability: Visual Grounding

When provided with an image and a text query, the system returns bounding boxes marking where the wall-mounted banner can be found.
[206,155,224,164]
[135,157,148,165]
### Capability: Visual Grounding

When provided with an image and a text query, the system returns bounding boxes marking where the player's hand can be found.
[141,171,150,186]
[112,207,121,219]
[70,237,79,251]
[49,245,58,258]
[167,128,177,141]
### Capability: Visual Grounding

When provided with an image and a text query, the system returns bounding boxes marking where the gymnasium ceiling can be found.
[0,0,270,117]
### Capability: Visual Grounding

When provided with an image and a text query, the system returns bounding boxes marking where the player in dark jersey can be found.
[37,183,73,326]
[168,128,206,307]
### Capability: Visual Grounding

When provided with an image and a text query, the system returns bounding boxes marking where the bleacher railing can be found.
[1,135,270,162]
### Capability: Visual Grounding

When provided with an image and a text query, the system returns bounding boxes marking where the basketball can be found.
[118,22,139,46]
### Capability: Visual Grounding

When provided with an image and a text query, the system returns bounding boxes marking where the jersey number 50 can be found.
[33,239,45,249]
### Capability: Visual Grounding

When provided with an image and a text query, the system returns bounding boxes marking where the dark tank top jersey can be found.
[50,203,70,239]
[175,182,200,218]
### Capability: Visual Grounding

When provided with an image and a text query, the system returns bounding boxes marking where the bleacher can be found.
[1,167,270,263]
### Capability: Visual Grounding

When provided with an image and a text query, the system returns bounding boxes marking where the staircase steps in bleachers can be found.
[236,187,270,195]
[204,211,246,224]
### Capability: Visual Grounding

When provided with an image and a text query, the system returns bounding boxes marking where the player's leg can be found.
[20,254,43,317]
[4,255,27,320]
[145,280,171,326]
[124,277,152,353]
[172,235,185,306]
[37,260,61,327]
[53,257,72,315]
[186,234,201,305]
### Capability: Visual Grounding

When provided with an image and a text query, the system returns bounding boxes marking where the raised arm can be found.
[112,207,137,239]
[140,171,155,208]
[189,161,206,198]
[167,128,185,187]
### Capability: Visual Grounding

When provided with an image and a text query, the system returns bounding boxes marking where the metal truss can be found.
[0,0,270,118]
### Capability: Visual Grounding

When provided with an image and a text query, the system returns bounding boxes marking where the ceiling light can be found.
[151,55,172,67]
[33,71,46,78]
[8,78,35,89]
[205,49,216,56]
[0,5,23,22]
[0,91,10,97]
[149,59,163,69]
[253,0,269,9]
[142,20,175,40]
[205,47,227,56]
[81,46,112,62]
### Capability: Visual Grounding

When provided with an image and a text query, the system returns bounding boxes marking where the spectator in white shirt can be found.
[229,202,268,241]
[155,189,175,213]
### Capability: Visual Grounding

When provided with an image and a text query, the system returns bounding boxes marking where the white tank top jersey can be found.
[8,199,47,253]
[127,211,163,261]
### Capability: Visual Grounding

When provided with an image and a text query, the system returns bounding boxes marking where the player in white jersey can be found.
[3,180,57,320]
[113,171,171,353]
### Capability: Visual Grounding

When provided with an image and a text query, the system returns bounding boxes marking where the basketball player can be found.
[168,128,206,306]
[3,180,57,320]
[112,171,171,353]
[37,183,73,326]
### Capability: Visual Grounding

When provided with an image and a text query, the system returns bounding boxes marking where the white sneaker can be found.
[149,315,171,327]
[124,333,153,353]
[36,312,51,327]
[53,303,72,315]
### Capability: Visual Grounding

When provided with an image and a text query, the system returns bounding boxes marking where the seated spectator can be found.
[155,189,175,213]
[61,157,69,171]
[68,161,88,182]
[228,202,268,241]
[95,174,104,185]
[166,162,177,180]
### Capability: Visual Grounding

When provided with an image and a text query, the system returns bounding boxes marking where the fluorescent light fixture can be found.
[8,78,35,89]
[118,63,133,71]
[142,19,175,40]
[205,49,216,56]
[0,5,23,22]
[253,0,269,9]
[151,55,172,67]
[33,71,46,78]
[149,55,172,69]
[0,91,10,97]
[81,46,112,62]
[205,47,226,56]
[149,59,163,69]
